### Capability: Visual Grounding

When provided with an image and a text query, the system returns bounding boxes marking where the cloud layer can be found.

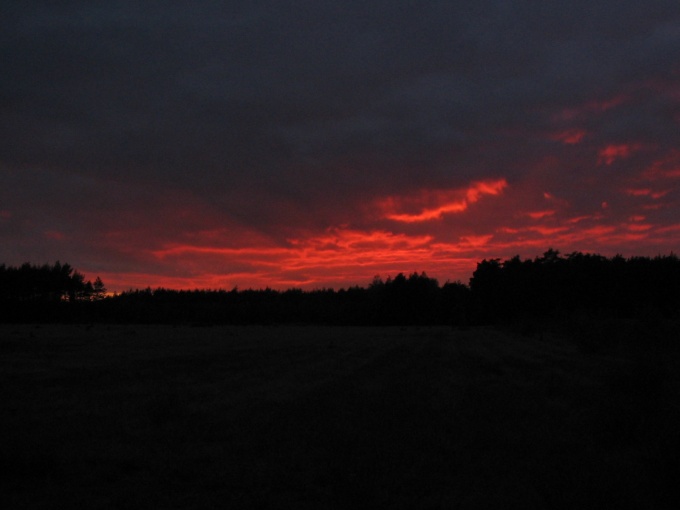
[2,1,680,290]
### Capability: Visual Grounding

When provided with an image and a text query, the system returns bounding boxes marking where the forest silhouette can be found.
[1,250,678,327]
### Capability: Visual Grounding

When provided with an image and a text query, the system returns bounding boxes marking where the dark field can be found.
[2,324,679,509]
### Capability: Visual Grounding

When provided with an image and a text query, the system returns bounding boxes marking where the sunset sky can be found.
[2,1,680,291]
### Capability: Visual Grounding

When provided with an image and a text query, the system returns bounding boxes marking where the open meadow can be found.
[2,323,679,509]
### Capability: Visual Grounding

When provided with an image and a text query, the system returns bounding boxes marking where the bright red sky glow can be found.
[2,2,680,291]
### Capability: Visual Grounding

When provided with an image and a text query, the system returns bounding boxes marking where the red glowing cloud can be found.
[526,210,556,220]
[556,93,629,121]
[624,188,669,199]
[66,155,680,293]
[643,150,680,180]
[379,179,508,223]
[10,141,678,294]
[97,213,529,291]
[598,143,640,165]
[550,129,587,145]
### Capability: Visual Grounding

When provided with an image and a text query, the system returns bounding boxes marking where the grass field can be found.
[1,324,678,509]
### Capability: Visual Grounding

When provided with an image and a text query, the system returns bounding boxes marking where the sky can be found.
[2,1,680,291]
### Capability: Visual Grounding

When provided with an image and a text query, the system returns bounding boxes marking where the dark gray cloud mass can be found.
[2,1,680,288]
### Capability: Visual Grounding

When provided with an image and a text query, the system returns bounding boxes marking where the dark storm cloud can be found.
[4,2,679,183]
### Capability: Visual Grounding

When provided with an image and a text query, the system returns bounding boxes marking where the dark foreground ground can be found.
[1,323,679,509]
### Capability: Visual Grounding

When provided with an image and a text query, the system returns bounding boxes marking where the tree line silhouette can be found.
[1,251,678,325]
[0,262,106,303]
[83,273,471,326]
[470,249,680,324]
